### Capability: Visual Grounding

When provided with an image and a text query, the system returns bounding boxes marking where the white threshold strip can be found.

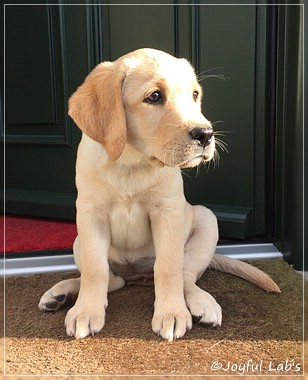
[0,243,283,277]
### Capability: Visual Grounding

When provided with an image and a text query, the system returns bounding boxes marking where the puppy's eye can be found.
[144,91,163,105]
[193,91,199,101]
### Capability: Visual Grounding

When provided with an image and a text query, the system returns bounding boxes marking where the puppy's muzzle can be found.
[190,127,214,148]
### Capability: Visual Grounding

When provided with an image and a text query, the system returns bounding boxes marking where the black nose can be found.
[189,127,213,148]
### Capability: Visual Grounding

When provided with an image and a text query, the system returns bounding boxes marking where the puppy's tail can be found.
[209,254,281,293]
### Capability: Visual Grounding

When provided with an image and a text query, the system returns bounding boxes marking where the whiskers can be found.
[214,131,229,154]
[181,169,193,179]
[197,67,229,83]
[211,130,229,169]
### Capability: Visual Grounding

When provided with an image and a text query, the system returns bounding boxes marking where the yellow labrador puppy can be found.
[39,48,280,341]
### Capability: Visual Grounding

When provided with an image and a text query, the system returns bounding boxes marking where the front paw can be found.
[65,301,107,339]
[185,286,222,327]
[152,304,192,341]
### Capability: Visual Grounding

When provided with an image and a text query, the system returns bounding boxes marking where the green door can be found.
[2,4,303,266]
[3,5,88,219]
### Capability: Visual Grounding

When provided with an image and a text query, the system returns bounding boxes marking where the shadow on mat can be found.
[4,260,303,343]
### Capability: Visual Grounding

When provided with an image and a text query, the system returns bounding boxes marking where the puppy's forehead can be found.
[123,50,197,85]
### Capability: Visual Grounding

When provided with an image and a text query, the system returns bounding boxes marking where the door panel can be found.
[109,5,175,59]
[7,6,56,125]
[4,5,89,219]
[6,5,70,144]
[199,5,256,208]
[184,5,258,238]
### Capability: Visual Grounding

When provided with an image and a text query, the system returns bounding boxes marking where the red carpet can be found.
[1,215,77,254]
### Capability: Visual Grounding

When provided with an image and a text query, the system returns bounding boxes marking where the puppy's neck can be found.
[115,143,145,166]
[115,143,165,169]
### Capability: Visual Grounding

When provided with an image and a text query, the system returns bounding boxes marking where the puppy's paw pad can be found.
[44,301,61,311]
[54,294,66,302]
[38,291,75,312]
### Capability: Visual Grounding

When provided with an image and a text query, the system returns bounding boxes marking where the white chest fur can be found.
[109,200,152,250]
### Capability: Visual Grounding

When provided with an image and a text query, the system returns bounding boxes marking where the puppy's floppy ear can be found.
[68,62,126,161]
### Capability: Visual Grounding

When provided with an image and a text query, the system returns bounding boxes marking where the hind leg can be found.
[38,277,80,311]
[38,236,125,312]
[183,205,222,326]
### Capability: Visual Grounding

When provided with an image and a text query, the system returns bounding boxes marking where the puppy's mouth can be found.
[176,154,211,169]
[149,154,212,169]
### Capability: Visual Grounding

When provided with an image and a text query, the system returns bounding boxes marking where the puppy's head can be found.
[69,48,215,168]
